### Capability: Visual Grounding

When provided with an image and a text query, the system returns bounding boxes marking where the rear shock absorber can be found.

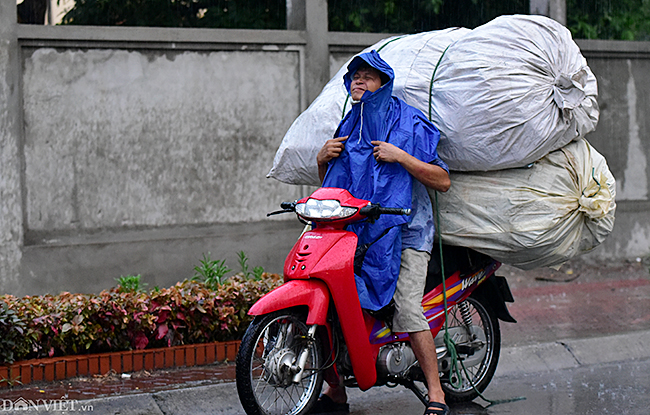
[458,301,475,338]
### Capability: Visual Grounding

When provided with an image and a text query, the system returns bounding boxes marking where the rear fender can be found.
[471,275,517,323]
[248,279,330,326]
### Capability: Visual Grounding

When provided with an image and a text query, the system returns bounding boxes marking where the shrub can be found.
[0,273,282,364]
[0,302,27,364]
[193,253,231,289]
[115,274,148,293]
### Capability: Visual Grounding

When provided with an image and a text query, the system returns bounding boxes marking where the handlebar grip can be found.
[360,204,411,218]
[380,207,411,216]
[280,201,296,210]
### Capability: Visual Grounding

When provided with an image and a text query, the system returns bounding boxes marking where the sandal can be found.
[424,401,449,415]
[310,395,350,414]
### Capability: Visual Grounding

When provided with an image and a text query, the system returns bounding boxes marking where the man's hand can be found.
[318,136,347,183]
[318,136,348,165]
[371,141,406,163]
[371,140,450,192]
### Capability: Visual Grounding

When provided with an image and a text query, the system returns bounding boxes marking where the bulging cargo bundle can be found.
[268,15,599,185]
[431,139,616,270]
[431,14,599,171]
[267,28,471,186]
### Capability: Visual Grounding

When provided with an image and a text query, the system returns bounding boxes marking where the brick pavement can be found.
[0,363,236,402]
[499,257,650,346]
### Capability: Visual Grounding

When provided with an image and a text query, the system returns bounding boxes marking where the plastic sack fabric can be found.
[430,14,599,171]
[267,28,470,186]
[431,139,616,270]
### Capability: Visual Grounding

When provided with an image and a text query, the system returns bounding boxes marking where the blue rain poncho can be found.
[323,50,443,310]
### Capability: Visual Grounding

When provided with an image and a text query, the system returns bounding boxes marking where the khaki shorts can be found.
[392,248,430,333]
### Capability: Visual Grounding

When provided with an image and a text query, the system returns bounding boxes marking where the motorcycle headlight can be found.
[295,198,358,221]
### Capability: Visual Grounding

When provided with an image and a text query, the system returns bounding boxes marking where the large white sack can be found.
[431,15,599,171]
[432,139,615,270]
[267,28,471,186]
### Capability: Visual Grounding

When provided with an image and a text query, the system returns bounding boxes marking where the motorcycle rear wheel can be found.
[440,296,500,403]
[236,310,324,415]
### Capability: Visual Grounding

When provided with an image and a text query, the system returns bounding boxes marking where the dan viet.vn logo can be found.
[1,396,94,412]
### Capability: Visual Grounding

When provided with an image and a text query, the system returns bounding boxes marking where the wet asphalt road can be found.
[3,348,648,414]
[344,357,650,415]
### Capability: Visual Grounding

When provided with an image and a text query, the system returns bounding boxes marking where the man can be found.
[315,50,451,415]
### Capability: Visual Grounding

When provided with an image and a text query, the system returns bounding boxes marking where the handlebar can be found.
[267,201,296,217]
[267,201,410,221]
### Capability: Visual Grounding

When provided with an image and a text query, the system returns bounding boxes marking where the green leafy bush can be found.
[238,251,265,281]
[0,273,282,364]
[60,0,286,29]
[568,0,650,41]
[193,253,231,289]
[115,274,147,293]
[0,302,27,364]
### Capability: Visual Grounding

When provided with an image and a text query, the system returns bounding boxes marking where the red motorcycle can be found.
[236,187,516,415]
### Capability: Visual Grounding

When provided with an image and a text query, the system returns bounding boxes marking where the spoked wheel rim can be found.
[243,313,322,415]
[441,296,498,396]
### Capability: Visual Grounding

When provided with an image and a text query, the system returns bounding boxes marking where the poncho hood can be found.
[344,50,395,104]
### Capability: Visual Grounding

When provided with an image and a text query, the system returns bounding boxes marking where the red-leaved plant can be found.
[0,273,282,364]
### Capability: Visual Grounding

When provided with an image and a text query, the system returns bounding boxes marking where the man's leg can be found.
[410,330,446,404]
[393,249,447,407]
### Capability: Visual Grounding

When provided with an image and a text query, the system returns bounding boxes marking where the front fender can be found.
[248,279,330,326]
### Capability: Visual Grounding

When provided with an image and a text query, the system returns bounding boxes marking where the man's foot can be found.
[310,395,350,414]
[320,384,347,404]
[423,401,449,415]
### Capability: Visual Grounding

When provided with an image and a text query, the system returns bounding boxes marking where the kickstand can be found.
[403,380,429,406]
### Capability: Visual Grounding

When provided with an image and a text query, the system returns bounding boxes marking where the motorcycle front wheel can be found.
[440,296,500,403]
[236,310,324,415]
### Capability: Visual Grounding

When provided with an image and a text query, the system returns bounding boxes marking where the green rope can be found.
[434,192,525,407]
[430,53,525,405]
[430,49,464,390]
[435,191,463,389]
[582,167,602,197]
[428,46,449,121]
[341,93,351,120]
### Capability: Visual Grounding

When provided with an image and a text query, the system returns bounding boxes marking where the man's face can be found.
[350,67,383,101]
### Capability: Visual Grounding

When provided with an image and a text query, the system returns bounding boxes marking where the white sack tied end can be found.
[579,168,613,220]
[553,67,588,121]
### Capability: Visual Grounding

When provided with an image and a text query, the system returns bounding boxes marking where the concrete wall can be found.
[1,0,24,293]
[1,0,650,296]
[22,47,301,230]
[576,40,650,260]
[11,26,318,296]
[17,43,308,295]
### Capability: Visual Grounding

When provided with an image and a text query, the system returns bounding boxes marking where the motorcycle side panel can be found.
[368,261,501,344]
[247,279,330,326]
